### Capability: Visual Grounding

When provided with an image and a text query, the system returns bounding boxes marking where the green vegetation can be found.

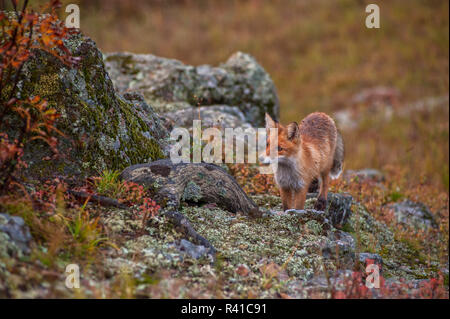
[93,170,122,198]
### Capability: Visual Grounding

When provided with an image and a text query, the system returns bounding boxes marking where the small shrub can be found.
[138,197,160,228]
[91,171,160,227]
[0,0,79,192]
[92,170,122,198]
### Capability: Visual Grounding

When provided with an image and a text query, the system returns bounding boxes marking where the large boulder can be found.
[13,31,169,178]
[104,51,280,128]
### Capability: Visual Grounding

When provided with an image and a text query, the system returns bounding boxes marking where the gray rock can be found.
[344,169,385,183]
[164,105,252,129]
[302,269,355,297]
[322,230,355,264]
[0,213,33,256]
[329,230,356,250]
[359,252,383,265]
[120,159,261,216]
[307,192,353,227]
[386,200,437,230]
[304,275,332,291]
[333,109,358,130]
[351,86,400,106]
[359,252,383,274]
[104,51,279,127]
[176,239,211,260]
[335,95,449,132]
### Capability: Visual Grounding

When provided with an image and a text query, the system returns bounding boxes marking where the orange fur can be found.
[261,112,342,211]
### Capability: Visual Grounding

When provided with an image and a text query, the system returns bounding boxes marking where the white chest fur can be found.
[272,157,304,191]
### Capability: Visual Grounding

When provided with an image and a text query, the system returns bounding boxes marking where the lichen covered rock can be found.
[386,200,438,230]
[16,32,169,178]
[120,159,261,216]
[181,205,352,283]
[104,51,279,127]
[173,239,213,260]
[306,192,353,227]
[164,105,252,130]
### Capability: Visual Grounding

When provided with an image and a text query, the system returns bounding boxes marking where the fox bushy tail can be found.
[330,130,344,179]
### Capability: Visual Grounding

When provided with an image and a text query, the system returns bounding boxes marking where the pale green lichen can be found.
[182,181,203,203]
[305,220,323,236]
[1,192,445,298]
[181,206,337,282]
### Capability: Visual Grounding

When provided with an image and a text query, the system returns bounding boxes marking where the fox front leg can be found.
[293,187,308,210]
[280,188,293,211]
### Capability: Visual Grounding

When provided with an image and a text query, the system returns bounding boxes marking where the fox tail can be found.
[330,130,344,180]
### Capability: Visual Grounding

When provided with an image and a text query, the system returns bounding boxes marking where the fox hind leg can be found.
[330,131,344,179]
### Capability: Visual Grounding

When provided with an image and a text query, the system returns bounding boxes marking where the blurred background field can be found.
[28,0,449,192]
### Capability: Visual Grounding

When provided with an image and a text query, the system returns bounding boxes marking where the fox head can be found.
[259,113,301,164]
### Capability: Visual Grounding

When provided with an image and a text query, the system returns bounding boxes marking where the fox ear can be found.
[287,122,300,141]
[265,113,277,129]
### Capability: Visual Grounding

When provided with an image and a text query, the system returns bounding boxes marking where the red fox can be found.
[259,112,344,211]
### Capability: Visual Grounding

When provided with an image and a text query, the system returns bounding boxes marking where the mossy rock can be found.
[12,31,169,178]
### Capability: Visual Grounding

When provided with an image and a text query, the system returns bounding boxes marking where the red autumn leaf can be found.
[236,264,250,277]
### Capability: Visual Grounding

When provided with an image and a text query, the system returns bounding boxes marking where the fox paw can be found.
[314,198,327,211]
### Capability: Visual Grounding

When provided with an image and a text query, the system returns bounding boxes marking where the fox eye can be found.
[278,146,283,151]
